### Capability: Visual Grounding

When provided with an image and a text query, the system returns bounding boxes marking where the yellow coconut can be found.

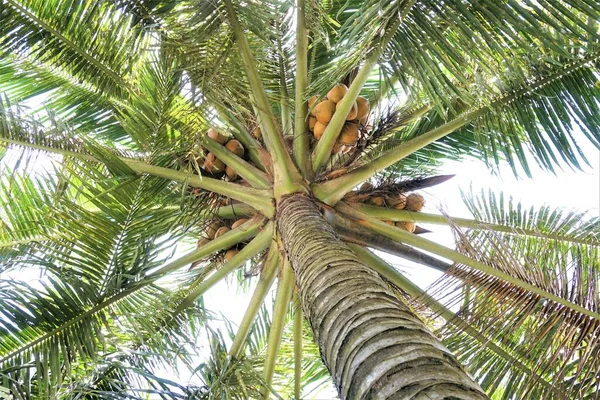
[225,139,245,157]
[336,101,358,121]
[355,96,370,120]
[231,219,249,229]
[252,126,261,139]
[384,220,395,226]
[332,142,344,154]
[214,226,231,239]
[208,128,229,144]
[205,221,222,239]
[308,95,319,115]
[339,123,360,145]
[204,153,226,174]
[225,165,238,180]
[327,83,348,103]
[313,121,327,140]
[396,221,416,233]
[225,248,239,262]
[405,193,425,212]
[314,100,336,124]
[367,195,385,206]
[196,237,210,247]
[386,194,407,209]
[308,116,317,131]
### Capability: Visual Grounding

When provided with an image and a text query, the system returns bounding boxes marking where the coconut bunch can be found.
[343,181,426,233]
[194,128,247,181]
[191,218,252,269]
[308,83,370,154]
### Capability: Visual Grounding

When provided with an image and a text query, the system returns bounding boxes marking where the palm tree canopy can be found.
[1,0,600,398]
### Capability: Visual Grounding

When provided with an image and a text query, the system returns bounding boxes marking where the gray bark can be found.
[277,194,488,400]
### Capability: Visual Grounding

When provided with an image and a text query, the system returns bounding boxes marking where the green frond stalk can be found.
[292,0,310,177]
[230,243,280,358]
[176,222,274,313]
[315,52,600,205]
[358,205,597,245]
[311,3,416,173]
[321,205,451,271]
[293,293,303,400]
[338,203,600,321]
[211,203,255,220]
[223,0,306,197]
[0,136,274,216]
[350,245,563,397]
[261,258,295,399]
[201,137,271,189]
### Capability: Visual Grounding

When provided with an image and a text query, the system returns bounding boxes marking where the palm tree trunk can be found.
[277,194,488,400]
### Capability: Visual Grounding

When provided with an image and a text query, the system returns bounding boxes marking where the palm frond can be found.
[0,0,155,98]
[425,192,600,398]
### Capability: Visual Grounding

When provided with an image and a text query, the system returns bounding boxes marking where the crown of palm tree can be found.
[1,0,600,399]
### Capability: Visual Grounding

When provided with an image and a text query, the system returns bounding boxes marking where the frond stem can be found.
[337,203,600,321]
[229,242,279,358]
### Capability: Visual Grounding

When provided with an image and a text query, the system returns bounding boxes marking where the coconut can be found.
[360,182,373,192]
[355,96,370,120]
[196,237,210,247]
[308,95,319,115]
[339,123,359,145]
[214,226,231,239]
[225,165,238,180]
[308,116,317,131]
[336,101,358,121]
[313,121,327,140]
[231,219,249,229]
[314,100,336,124]
[205,221,222,239]
[225,139,245,157]
[332,142,344,154]
[204,153,226,174]
[208,128,229,144]
[396,221,416,233]
[384,220,395,226]
[387,194,407,209]
[405,193,425,212]
[224,248,239,262]
[252,126,261,139]
[327,83,348,103]
[367,194,385,206]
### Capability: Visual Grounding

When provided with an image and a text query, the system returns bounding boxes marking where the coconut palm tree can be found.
[1,0,600,398]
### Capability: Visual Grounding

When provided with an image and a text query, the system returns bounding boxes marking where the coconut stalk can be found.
[315,54,600,205]
[337,202,600,321]
[311,2,416,173]
[201,137,271,189]
[229,242,280,358]
[176,222,273,313]
[292,0,310,177]
[261,258,295,399]
[223,0,306,198]
[350,245,564,397]
[358,205,596,245]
